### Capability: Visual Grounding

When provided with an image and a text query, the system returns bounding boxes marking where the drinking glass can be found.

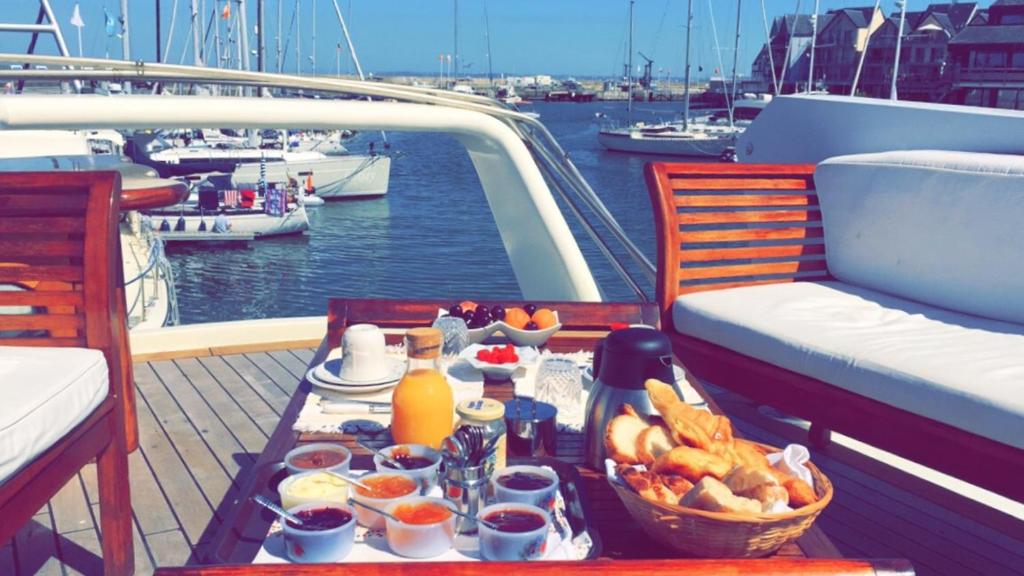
[432,315,470,355]
[534,357,582,416]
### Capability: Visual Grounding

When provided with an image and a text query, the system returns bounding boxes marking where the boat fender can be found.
[159,218,171,232]
[174,216,186,232]
[198,219,207,232]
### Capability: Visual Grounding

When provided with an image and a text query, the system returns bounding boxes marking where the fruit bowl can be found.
[492,317,562,347]
[460,344,539,379]
[438,304,561,346]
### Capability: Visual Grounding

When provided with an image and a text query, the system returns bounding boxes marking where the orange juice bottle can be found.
[391,327,453,449]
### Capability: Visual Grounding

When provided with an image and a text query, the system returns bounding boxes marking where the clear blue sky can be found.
[0,1,996,79]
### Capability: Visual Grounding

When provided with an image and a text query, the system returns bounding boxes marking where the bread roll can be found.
[604,411,649,465]
[651,445,732,482]
[635,424,675,465]
[680,477,762,515]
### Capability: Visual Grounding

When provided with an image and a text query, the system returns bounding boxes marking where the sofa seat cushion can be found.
[672,281,1024,449]
[0,347,108,484]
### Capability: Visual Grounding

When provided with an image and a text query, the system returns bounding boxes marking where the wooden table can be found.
[180,299,912,576]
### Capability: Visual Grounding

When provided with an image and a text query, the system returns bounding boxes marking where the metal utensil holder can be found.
[440,462,488,535]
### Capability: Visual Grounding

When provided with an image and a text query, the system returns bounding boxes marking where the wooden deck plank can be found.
[172,357,270,456]
[217,354,294,414]
[266,349,312,380]
[289,347,316,364]
[244,352,303,395]
[148,359,254,478]
[0,545,15,576]
[144,529,194,572]
[193,355,281,436]
[49,473,94,536]
[14,511,62,576]
[133,362,221,546]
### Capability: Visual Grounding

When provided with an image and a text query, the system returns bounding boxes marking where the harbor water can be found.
[168,101,708,324]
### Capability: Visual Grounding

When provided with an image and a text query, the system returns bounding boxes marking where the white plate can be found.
[312,357,406,387]
[306,368,400,395]
[459,344,539,379]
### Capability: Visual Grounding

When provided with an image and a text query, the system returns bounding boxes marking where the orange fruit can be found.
[504,307,531,330]
[531,308,557,329]
[459,300,478,312]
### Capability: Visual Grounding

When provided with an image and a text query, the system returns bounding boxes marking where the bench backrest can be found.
[815,151,1024,326]
[645,163,826,324]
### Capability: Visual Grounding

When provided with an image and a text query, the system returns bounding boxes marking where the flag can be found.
[222,1,231,20]
[103,8,117,37]
[70,3,84,29]
[222,189,240,207]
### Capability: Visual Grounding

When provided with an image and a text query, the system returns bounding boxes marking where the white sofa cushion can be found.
[672,281,1024,449]
[0,347,108,484]
[814,150,1024,325]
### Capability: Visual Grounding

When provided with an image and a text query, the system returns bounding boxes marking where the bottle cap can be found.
[456,398,505,422]
[406,327,443,359]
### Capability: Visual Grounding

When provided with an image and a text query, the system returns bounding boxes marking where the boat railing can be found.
[125,220,179,328]
[0,54,656,301]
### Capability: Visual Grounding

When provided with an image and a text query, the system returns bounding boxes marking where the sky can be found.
[0,1,999,80]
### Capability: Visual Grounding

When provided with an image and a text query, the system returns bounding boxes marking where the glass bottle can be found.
[391,327,454,449]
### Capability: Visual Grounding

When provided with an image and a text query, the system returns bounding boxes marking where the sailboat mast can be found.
[121,0,132,92]
[238,0,250,72]
[454,0,459,82]
[191,0,204,66]
[296,0,301,74]
[683,0,693,129]
[808,0,820,92]
[311,0,317,74]
[627,0,634,121]
[729,0,742,128]
[484,0,493,87]
[276,0,283,72]
[890,0,907,100]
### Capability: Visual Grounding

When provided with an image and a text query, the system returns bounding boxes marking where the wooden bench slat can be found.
[679,227,824,243]
[678,277,824,294]
[0,291,84,306]
[675,194,818,208]
[0,337,88,347]
[669,178,812,191]
[0,218,85,234]
[664,164,817,176]
[679,210,822,225]
[680,243,826,263]
[0,314,85,331]
[681,259,828,281]
[0,266,84,282]
[0,240,84,257]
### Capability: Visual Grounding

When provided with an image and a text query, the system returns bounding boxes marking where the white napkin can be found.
[292,346,485,435]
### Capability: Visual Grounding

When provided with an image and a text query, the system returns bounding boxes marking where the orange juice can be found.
[391,328,453,449]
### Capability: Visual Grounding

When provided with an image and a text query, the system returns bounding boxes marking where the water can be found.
[169,101,708,324]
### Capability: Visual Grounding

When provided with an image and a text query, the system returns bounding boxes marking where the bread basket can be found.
[608,441,833,558]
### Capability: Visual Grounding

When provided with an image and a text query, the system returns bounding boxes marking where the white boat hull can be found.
[232,154,390,199]
[597,129,734,158]
[152,205,309,238]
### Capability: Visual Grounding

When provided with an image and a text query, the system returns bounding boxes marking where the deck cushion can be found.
[814,150,1024,325]
[672,281,1024,449]
[0,347,108,484]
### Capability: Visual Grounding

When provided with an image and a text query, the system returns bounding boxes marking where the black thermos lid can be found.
[593,327,674,389]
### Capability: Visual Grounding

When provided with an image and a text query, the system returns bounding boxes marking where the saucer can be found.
[305,368,400,395]
[312,357,406,387]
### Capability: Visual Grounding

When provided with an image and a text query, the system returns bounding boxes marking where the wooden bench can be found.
[645,162,1024,502]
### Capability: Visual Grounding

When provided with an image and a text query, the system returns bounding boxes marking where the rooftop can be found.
[949,23,1024,45]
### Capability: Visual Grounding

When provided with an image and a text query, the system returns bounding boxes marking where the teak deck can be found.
[4,343,1023,575]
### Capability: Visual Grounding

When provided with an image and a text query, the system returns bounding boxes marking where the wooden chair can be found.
[0,172,135,575]
[645,162,1024,502]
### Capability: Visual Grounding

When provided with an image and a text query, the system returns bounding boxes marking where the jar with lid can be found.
[455,398,507,473]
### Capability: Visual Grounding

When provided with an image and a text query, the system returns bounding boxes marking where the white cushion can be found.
[673,281,1024,449]
[0,347,108,484]
[814,150,1024,325]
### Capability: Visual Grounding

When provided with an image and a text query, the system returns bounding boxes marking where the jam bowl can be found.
[477,502,552,561]
[372,444,443,494]
[284,443,352,476]
[349,472,419,530]
[490,465,560,511]
[383,496,458,559]
[281,501,357,563]
[277,470,351,510]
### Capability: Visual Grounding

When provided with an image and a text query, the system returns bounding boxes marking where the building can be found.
[859,3,978,101]
[812,7,885,94]
[751,14,822,93]
[947,0,1024,109]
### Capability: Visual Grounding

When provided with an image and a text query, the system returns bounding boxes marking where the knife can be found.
[321,401,392,415]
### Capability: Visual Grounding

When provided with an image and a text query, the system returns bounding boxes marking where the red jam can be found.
[483,509,547,533]
[289,449,347,469]
[380,446,436,470]
[286,507,353,531]
[496,471,553,491]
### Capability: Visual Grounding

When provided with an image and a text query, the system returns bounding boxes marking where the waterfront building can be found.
[947,0,1024,109]
[751,14,822,93]
[812,7,886,94]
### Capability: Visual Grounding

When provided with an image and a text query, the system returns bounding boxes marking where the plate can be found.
[312,357,406,387]
[460,344,539,379]
[305,368,400,395]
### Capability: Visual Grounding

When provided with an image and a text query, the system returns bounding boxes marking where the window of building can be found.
[963,88,983,106]
[971,50,1007,68]
[843,30,852,44]
[996,89,1020,110]
[1013,50,1024,68]
[1000,14,1024,25]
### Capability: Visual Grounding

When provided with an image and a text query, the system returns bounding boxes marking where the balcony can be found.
[951,66,1024,87]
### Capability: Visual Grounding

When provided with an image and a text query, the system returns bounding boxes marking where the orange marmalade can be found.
[391,502,453,525]
[354,475,417,499]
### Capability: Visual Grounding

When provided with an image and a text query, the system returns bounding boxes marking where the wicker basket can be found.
[609,441,834,558]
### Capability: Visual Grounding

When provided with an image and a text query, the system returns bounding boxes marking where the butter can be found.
[281,472,349,509]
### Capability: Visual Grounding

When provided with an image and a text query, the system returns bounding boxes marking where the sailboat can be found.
[597,0,746,158]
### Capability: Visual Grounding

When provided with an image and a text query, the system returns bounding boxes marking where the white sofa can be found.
[672,151,1024,452]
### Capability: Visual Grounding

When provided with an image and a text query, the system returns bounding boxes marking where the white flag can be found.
[70,3,85,29]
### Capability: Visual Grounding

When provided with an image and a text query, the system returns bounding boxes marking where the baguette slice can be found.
[604,411,649,465]
[635,424,675,466]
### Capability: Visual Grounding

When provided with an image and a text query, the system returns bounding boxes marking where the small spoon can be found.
[349,498,403,523]
[357,440,406,470]
[323,470,372,492]
[449,506,499,531]
[252,494,303,526]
